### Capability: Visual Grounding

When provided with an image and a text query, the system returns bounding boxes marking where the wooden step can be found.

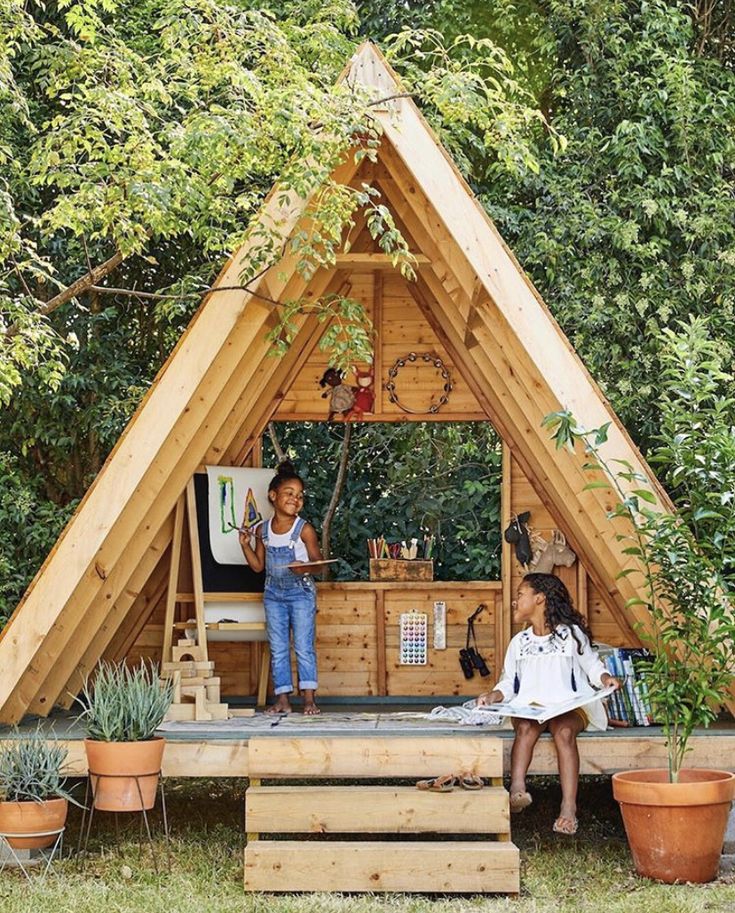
[247,736,502,778]
[244,841,519,893]
[246,785,509,834]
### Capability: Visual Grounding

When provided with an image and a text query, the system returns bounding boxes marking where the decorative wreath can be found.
[385,352,453,414]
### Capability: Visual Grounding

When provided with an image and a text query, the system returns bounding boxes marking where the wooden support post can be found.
[372,270,383,410]
[500,443,512,658]
[185,479,209,663]
[375,589,387,696]
[162,494,186,665]
[257,643,270,709]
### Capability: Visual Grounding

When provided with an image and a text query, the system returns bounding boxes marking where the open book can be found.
[474,684,617,724]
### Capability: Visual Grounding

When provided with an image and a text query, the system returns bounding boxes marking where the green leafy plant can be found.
[0,725,79,804]
[77,661,174,742]
[544,335,735,782]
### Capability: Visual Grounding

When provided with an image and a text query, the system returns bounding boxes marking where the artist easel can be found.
[160,479,270,720]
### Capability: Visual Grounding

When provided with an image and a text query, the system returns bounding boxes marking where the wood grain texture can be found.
[247,736,503,778]
[244,842,520,893]
[246,785,509,834]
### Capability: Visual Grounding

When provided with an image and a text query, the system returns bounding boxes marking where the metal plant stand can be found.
[77,771,170,874]
[0,827,65,882]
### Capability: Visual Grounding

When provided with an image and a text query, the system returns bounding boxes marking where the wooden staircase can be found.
[244,736,519,894]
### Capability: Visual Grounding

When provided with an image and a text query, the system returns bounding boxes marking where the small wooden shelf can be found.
[173,621,265,631]
[175,592,264,603]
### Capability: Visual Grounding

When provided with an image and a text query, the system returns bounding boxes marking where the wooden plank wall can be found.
[130,581,502,698]
[506,449,631,647]
[274,271,485,420]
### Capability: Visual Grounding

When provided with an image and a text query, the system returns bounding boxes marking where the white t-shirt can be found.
[263,518,309,563]
[493,624,609,731]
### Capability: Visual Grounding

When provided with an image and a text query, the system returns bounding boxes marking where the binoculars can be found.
[459,646,491,679]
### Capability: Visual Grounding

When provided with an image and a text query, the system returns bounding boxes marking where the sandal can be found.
[552,815,579,836]
[459,773,484,790]
[416,774,457,792]
[509,790,533,813]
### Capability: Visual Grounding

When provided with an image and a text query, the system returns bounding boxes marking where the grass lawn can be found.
[1,776,733,913]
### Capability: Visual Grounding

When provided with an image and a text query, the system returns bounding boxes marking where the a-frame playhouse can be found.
[0,42,733,893]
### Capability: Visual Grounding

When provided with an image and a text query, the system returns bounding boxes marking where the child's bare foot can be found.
[265,696,291,715]
[302,689,320,715]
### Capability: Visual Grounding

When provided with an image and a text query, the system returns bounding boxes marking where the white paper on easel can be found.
[205,466,275,565]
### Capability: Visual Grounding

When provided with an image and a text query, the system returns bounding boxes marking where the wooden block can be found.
[369,559,433,582]
[246,785,509,834]
[229,708,256,718]
[244,841,519,893]
[162,660,215,676]
[172,644,207,663]
[162,700,229,722]
[163,675,220,688]
[180,680,221,703]
[176,638,196,648]
[247,737,503,778]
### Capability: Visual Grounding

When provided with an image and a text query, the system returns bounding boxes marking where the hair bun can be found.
[276,459,296,476]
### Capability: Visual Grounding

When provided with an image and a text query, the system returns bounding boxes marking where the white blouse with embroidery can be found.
[493,624,609,731]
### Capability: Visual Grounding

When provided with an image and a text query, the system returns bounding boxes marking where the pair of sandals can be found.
[511,789,578,835]
[416,773,484,792]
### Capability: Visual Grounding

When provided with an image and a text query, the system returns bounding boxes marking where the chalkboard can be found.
[193,473,265,593]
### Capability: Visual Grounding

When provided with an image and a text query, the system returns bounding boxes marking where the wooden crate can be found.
[369,559,433,581]
[244,736,519,894]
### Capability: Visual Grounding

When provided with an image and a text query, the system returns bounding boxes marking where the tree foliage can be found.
[484,0,735,447]
[263,421,503,583]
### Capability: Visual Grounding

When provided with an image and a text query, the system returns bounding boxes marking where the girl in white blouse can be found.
[478,572,621,836]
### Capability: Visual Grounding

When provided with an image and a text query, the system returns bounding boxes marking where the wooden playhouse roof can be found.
[0,43,671,723]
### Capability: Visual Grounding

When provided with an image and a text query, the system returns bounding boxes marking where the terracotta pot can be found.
[0,797,68,849]
[84,737,165,812]
[612,768,735,883]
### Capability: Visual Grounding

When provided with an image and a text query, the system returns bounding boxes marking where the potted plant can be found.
[77,661,174,812]
[0,726,79,849]
[545,344,735,884]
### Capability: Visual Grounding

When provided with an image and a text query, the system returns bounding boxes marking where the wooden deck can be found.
[3,705,734,778]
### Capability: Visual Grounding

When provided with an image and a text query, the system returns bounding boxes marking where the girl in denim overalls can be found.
[239,461,324,715]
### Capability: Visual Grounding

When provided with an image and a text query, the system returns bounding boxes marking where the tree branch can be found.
[267,421,285,463]
[4,248,124,338]
[321,421,352,570]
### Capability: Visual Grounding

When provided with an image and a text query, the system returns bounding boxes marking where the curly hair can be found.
[268,460,304,495]
[522,572,593,655]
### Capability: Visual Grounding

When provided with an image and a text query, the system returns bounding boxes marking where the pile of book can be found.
[598,646,656,726]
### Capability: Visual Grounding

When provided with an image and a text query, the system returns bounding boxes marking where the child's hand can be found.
[476,690,503,706]
[601,673,622,691]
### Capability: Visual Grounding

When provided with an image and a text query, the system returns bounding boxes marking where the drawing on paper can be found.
[206,466,274,565]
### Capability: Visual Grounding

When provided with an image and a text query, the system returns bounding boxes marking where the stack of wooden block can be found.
[161,637,229,721]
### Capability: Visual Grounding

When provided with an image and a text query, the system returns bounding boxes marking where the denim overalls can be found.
[262,517,318,695]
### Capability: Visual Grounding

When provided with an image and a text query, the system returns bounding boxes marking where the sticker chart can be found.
[399,611,428,665]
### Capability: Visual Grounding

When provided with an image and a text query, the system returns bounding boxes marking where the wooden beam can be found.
[372,270,383,413]
[162,494,186,664]
[334,252,429,269]
[28,515,175,714]
[245,784,509,833]
[185,479,208,662]
[244,842,520,894]
[248,736,502,778]
[103,561,169,666]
